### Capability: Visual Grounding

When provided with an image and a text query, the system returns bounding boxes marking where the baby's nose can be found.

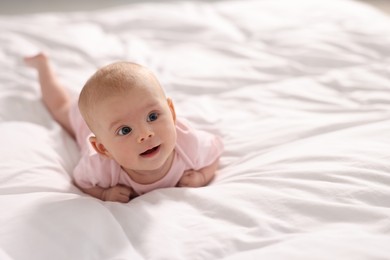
[137,130,154,143]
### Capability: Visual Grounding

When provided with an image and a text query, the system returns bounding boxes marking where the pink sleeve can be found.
[69,101,121,189]
[73,154,99,189]
[175,119,224,171]
[193,131,224,170]
[73,151,121,189]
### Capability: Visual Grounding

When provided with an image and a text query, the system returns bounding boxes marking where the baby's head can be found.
[78,62,177,174]
[79,62,166,131]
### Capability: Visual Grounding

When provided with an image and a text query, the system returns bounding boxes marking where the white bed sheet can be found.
[1,0,390,259]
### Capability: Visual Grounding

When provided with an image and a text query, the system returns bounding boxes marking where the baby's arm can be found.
[79,185,133,203]
[177,159,219,187]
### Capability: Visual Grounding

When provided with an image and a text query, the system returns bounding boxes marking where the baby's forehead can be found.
[92,82,165,111]
[79,61,165,123]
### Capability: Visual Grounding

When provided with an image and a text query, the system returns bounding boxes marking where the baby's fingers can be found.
[117,186,132,197]
[117,193,131,203]
[178,171,205,187]
[177,172,194,187]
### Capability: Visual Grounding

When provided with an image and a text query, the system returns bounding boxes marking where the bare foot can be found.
[24,52,48,69]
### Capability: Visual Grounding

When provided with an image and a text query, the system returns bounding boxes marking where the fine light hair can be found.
[78,61,164,133]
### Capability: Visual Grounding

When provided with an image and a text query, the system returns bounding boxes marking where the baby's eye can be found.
[118,126,132,136]
[147,112,159,122]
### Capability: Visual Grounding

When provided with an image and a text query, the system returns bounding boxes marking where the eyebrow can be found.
[107,101,161,132]
[108,118,124,132]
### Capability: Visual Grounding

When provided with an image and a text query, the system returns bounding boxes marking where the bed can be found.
[1,0,390,259]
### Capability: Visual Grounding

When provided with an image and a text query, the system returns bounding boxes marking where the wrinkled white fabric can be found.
[1,0,390,259]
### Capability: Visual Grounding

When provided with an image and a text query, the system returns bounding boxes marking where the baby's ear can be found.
[167,98,176,122]
[89,136,112,158]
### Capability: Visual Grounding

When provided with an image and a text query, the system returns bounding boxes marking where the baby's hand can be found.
[102,185,133,203]
[177,170,206,187]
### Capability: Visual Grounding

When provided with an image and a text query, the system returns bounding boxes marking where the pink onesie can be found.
[69,102,223,195]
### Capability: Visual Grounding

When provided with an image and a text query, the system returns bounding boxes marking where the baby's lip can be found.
[140,145,160,157]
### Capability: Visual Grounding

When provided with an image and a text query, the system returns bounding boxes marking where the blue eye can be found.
[118,126,132,136]
[148,112,158,122]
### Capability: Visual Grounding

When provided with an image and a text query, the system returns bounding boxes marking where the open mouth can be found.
[140,145,160,157]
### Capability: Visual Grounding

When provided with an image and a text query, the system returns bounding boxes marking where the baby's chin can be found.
[123,149,175,173]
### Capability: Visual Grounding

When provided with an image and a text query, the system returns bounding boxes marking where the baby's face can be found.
[92,82,177,175]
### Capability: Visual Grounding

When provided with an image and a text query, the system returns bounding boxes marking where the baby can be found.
[25,53,223,203]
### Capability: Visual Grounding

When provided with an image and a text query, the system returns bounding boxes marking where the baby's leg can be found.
[24,53,74,137]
